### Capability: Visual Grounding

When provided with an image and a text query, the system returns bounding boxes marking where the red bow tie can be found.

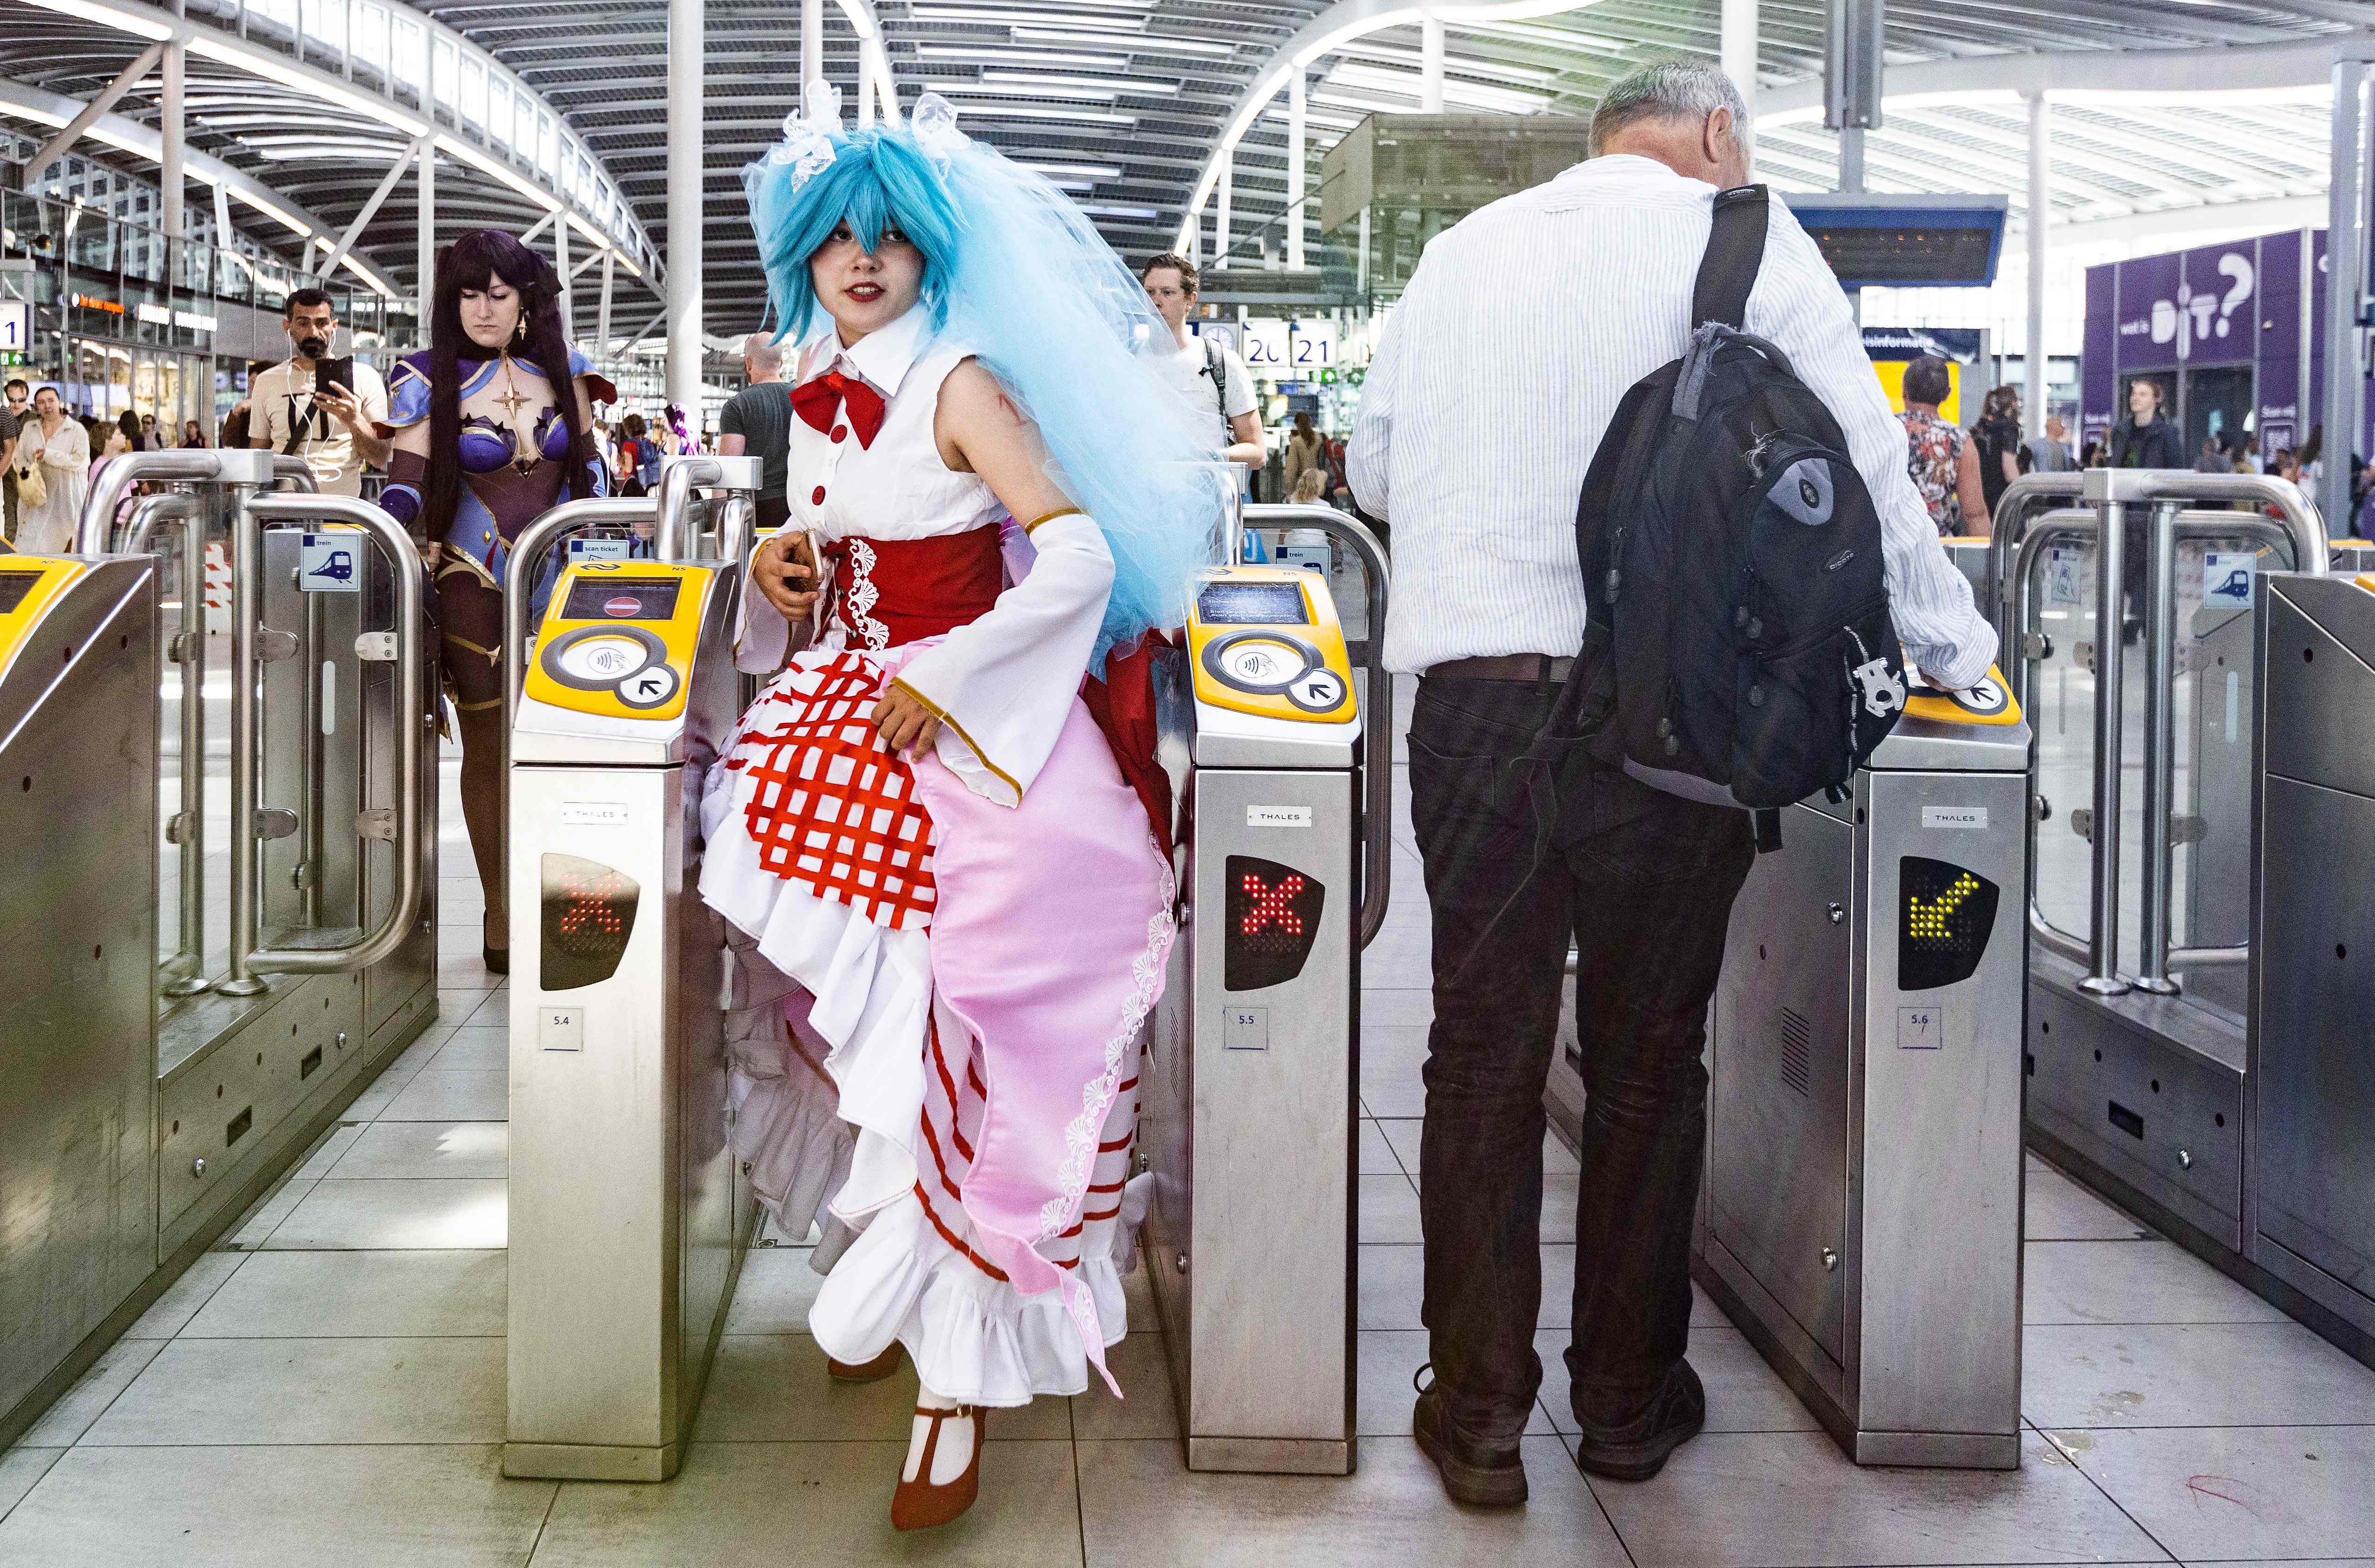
[790,370,887,449]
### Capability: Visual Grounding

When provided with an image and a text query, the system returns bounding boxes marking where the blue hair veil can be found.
[742,88,1223,669]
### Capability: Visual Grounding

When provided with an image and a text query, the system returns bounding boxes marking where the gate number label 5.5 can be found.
[1223,1006,1270,1052]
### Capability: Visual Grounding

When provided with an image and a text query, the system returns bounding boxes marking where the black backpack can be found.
[1574,184,1907,845]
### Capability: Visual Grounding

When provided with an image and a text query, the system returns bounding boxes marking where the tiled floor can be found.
[8,700,2375,1566]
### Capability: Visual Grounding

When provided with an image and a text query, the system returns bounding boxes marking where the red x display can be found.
[1224,855,1326,992]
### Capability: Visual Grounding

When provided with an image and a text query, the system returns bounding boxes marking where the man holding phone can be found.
[250,288,389,494]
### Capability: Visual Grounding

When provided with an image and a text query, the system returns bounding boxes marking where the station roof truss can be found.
[0,0,658,319]
[10,0,2374,335]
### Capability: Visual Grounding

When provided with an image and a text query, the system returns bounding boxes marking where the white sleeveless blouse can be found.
[736,304,1118,810]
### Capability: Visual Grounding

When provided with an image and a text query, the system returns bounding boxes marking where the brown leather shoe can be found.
[890,1404,981,1531]
[826,1343,905,1383]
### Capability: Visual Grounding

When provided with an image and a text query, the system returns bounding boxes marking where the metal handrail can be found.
[2085,467,2329,573]
[1985,473,2089,651]
[123,492,211,998]
[73,448,317,554]
[2007,495,2316,994]
[654,453,762,562]
[227,493,428,984]
[1243,503,1394,949]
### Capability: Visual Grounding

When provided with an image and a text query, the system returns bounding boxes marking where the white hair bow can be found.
[769,78,844,193]
[909,91,967,174]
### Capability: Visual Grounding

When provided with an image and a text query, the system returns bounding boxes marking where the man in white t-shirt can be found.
[250,288,390,496]
[1139,252,1264,472]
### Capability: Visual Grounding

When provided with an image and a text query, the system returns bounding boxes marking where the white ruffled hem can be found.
[808,1196,1127,1408]
[700,749,935,1220]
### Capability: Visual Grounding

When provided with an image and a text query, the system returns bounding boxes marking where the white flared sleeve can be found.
[890,510,1112,807]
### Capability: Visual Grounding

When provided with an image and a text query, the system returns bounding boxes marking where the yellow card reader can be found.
[1186,565,1357,724]
[1903,662,2022,728]
[0,558,92,686]
[522,561,717,723]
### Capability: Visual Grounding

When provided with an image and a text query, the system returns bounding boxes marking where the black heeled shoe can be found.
[482,945,509,975]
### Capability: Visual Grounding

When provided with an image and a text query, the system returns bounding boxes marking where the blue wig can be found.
[743,91,1223,669]
[745,127,961,341]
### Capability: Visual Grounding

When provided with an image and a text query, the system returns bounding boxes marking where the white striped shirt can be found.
[1349,154,2000,690]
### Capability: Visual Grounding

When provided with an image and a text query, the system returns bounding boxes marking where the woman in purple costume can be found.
[375,230,614,971]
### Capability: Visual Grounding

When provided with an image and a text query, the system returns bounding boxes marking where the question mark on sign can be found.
[2215,252,2254,339]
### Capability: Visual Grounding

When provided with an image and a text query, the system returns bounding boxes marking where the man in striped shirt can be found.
[1349,61,1997,1504]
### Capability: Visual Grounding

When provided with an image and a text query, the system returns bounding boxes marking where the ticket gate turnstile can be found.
[1697,671,2033,1470]
[2247,571,2375,1352]
[504,553,752,1482]
[1143,521,1391,1476]
[0,463,438,1450]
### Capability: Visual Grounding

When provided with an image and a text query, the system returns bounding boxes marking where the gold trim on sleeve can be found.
[889,677,1022,800]
[1022,506,1084,536]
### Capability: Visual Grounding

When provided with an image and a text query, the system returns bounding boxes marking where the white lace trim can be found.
[845,537,889,651]
[1036,836,1175,1241]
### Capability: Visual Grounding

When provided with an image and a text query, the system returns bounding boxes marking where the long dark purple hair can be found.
[421,229,595,545]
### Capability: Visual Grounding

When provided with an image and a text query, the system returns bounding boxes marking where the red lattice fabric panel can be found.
[726,651,938,930]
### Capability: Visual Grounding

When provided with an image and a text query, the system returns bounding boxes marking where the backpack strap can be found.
[1691,184,1770,331]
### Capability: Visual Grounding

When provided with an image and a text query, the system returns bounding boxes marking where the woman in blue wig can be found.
[698,87,1217,1529]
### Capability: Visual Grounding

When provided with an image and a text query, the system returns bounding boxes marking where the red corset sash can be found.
[827,525,1003,649]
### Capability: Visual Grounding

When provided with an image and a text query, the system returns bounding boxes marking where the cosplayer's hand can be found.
[871,686,942,759]
[752,532,822,621]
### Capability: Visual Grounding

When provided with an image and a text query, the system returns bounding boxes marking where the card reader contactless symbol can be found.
[1201,629,1347,713]
[541,624,667,693]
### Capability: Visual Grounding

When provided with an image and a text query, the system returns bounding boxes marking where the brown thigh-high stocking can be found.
[437,565,509,956]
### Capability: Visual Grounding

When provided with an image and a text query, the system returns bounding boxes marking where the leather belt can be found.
[1427,653,1575,682]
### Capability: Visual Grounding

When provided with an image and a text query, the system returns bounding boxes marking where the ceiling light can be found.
[1079,203,1158,219]
[981,70,1175,94]
[1447,19,1631,55]
[1014,27,1235,52]
[914,45,1132,67]
[1020,161,1125,179]
[940,80,1113,101]
[922,99,1139,124]
[908,7,1146,29]
[19,0,173,41]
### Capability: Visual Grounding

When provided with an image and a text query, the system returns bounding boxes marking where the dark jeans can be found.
[1406,669,1752,1441]
[755,493,791,534]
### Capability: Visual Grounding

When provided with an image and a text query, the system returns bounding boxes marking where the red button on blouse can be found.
[811,486,827,506]
[831,426,849,443]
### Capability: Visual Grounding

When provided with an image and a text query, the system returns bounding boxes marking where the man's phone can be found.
[316,356,355,400]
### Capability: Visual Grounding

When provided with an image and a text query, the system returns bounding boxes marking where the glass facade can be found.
[1,134,405,437]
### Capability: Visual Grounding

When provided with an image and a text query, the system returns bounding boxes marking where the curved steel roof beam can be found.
[14,0,656,271]
[0,67,392,286]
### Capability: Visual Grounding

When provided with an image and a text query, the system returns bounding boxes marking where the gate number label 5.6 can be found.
[1896,1005,1941,1050]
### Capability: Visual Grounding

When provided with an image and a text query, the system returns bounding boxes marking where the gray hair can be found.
[1589,60,1749,157]
[743,332,785,374]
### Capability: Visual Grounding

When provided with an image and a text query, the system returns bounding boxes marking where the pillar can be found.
[667,0,704,412]
[2026,91,2049,441]
[1287,68,1306,271]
